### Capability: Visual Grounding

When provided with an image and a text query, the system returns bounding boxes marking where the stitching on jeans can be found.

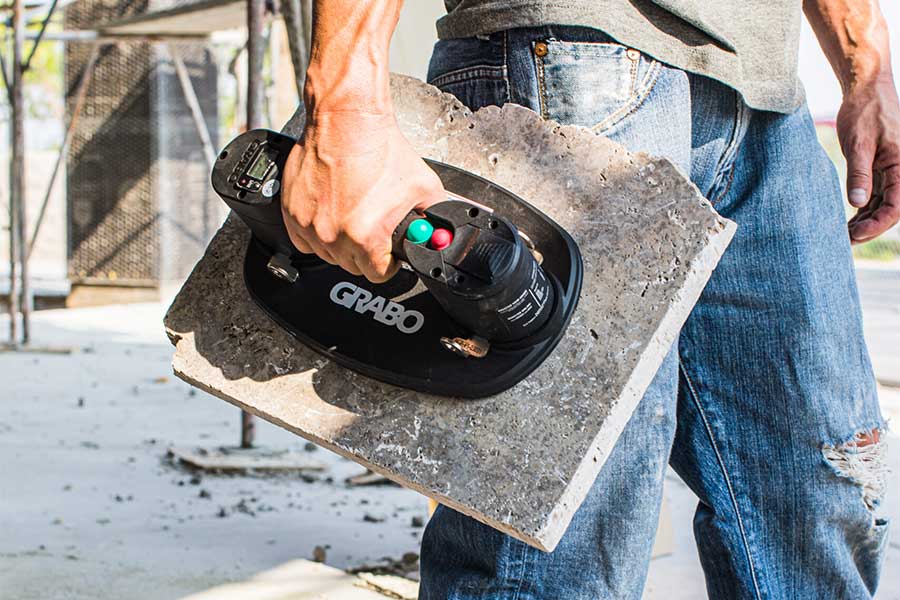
[628,50,638,91]
[429,65,507,88]
[512,538,530,599]
[593,60,660,133]
[592,60,662,135]
[711,163,736,206]
[708,92,746,203]
[495,533,511,598]
[679,360,763,600]
[502,30,511,104]
[708,93,740,189]
[534,47,548,119]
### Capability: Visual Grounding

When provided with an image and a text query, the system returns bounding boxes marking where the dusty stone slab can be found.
[165,75,735,551]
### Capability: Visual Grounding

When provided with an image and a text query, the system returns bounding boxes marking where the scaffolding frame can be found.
[1,0,312,447]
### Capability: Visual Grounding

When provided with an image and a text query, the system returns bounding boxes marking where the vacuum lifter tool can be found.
[211,129,583,398]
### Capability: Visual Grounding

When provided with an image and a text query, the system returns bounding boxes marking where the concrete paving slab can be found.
[857,262,900,387]
[0,303,428,600]
[178,559,401,600]
[165,75,735,551]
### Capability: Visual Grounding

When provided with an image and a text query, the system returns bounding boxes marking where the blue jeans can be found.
[420,26,889,600]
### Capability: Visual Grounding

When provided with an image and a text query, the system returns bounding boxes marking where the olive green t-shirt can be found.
[438,0,805,114]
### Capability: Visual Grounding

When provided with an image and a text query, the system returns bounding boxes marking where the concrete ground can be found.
[1,264,898,600]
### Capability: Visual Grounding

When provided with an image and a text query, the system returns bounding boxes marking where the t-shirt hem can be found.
[436,2,805,114]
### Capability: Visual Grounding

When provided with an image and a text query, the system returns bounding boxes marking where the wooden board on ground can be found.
[168,446,325,473]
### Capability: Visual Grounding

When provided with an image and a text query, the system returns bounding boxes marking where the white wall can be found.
[389,1,900,119]
[389,2,445,78]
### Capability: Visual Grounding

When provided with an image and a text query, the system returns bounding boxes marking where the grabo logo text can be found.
[329,282,425,334]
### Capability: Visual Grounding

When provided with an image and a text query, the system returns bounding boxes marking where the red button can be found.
[430,228,453,250]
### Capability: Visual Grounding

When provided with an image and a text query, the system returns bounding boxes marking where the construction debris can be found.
[313,545,327,563]
[348,551,420,580]
[347,469,399,487]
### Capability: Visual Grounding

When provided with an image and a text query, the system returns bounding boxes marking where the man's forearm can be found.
[304,0,403,119]
[803,0,892,94]
[281,0,444,281]
[804,0,900,242]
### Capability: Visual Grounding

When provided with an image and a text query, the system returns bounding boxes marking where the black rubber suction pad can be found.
[211,129,583,398]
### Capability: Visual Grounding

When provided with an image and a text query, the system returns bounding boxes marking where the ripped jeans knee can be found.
[822,426,890,513]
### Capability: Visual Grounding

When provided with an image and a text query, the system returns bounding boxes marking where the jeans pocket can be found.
[534,39,661,134]
[427,36,510,111]
[429,64,510,111]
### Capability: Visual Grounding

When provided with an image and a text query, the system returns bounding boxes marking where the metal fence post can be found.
[240,0,266,448]
[10,0,27,344]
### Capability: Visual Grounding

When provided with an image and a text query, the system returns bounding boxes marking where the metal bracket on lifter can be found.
[266,253,299,283]
[440,335,490,358]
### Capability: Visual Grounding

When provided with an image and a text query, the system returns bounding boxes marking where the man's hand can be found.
[282,112,444,281]
[805,0,899,243]
[838,77,900,244]
[281,0,444,282]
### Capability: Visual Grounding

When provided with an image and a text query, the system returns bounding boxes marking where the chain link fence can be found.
[65,0,225,287]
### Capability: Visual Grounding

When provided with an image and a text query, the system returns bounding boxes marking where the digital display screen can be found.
[246,150,272,180]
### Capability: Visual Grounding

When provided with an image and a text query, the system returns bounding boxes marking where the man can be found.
[282,1,895,598]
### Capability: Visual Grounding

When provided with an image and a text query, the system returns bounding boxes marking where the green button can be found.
[406,219,434,244]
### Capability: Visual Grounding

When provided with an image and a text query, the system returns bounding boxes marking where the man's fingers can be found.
[354,247,398,284]
[849,167,900,243]
[846,141,876,208]
[412,164,448,211]
[848,193,882,243]
[290,221,394,279]
[294,230,339,265]
[341,259,364,277]
[310,240,339,265]
[279,129,448,283]
[285,227,314,255]
[849,197,899,242]
[287,225,339,264]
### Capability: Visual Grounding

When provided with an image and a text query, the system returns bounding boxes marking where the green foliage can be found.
[853,239,900,261]
[0,20,64,121]
[23,22,63,120]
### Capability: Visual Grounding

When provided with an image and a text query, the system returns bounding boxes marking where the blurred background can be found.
[0,2,897,599]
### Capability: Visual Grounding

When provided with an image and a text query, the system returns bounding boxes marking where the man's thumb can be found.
[847,148,875,208]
